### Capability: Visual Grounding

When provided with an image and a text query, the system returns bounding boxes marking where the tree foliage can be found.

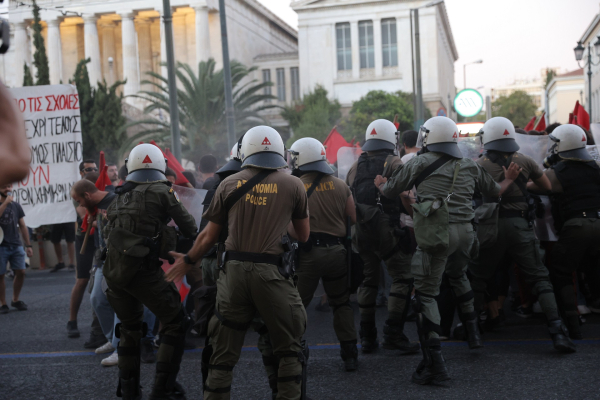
[281,85,341,144]
[23,63,34,86]
[71,59,94,159]
[492,90,538,128]
[544,68,557,89]
[123,58,276,163]
[31,0,49,86]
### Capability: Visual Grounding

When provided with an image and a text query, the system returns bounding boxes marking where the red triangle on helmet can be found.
[452,132,458,138]
[582,134,587,142]
[321,149,326,155]
[262,137,272,145]
[370,128,377,136]
[503,129,510,136]
[142,155,152,163]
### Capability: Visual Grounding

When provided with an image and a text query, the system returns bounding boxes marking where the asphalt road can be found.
[1,269,599,400]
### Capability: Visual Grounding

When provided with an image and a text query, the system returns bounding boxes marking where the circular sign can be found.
[453,89,484,118]
[436,107,447,117]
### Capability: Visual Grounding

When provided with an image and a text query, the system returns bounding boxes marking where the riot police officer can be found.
[103,143,198,399]
[376,116,520,384]
[345,119,419,354]
[289,137,359,371]
[166,126,310,400]
[472,117,575,353]
[528,124,600,340]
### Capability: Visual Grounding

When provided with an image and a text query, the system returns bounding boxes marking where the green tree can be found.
[31,0,50,85]
[88,80,127,161]
[544,68,557,89]
[70,59,95,159]
[492,90,538,128]
[23,63,34,86]
[281,85,341,145]
[123,58,276,163]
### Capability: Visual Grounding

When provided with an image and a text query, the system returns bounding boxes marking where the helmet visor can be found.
[416,126,428,149]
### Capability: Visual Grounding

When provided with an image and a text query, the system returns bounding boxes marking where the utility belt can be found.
[220,250,295,279]
[498,209,527,219]
[564,209,600,221]
[483,196,527,204]
[485,195,542,223]
[308,232,344,247]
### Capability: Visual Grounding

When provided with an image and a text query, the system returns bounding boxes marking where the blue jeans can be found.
[0,245,26,275]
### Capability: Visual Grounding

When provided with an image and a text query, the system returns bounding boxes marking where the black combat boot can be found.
[411,339,450,385]
[339,341,358,371]
[564,312,582,340]
[548,320,576,353]
[382,319,420,354]
[359,322,379,353]
[463,318,483,349]
[149,371,187,400]
[117,370,142,400]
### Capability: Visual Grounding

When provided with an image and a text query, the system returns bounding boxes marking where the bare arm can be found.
[498,163,522,196]
[18,217,33,257]
[165,221,222,282]
[527,181,551,194]
[0,81,30,186]
[532,174,551,192]
[76,205,87,219]
[292,217,310,243]
[345,195,357,225]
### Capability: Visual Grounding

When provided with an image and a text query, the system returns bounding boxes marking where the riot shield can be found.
[534,195,558,242]
[587,145,600,163]
[171,185,207,229]
[514,134,551,166]
[457,136,483,161]
[337,146,363,182]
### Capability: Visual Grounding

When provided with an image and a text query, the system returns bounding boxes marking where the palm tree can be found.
[120,58,276,162]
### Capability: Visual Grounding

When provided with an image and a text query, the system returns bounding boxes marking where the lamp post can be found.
[162,0,182,162]
[463,59,482,89]
[411,0,444,129]
[574,38,600,122]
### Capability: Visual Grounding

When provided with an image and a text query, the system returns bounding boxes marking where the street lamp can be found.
[463,59,483,89]
[411,0,444,129]
[574,38,600,122]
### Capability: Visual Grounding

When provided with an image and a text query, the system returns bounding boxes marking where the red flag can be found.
[573,101,580,117]
[323,126,349,164]
[99,151,106,173]
[575,102,590,131]
[164,149,191,186]
[534,112,546,132]
[568,113,574,124]
[393,114,399,130]
[524,117,536,131]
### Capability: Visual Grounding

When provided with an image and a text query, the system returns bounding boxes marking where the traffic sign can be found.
[454,89,484,118]
[436,107,447,117]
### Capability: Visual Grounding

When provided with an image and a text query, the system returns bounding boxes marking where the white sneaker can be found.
[95,342,115,354]
[578,305,592,315]
[101,351,119,367]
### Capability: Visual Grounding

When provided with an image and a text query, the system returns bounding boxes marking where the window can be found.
[336,23,352,71]
[358,20,374,69]
[291,67,300,101]
[276,68,286,102]
[381,18,398,67]
[262,69,271,101]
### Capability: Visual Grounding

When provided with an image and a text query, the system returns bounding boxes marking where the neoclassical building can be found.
[1,0,457,122]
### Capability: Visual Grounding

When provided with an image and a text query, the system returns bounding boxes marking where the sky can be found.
[257,0,600,90]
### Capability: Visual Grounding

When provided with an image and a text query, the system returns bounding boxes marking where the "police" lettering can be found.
[304,181,335,192]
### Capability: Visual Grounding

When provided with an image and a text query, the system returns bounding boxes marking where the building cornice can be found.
[580,13,600,44]
[243,0,298,39]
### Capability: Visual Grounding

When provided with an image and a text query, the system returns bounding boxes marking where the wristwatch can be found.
[183,254,196,265]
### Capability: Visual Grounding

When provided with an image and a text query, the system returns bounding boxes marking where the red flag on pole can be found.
[147,140,191,186]
[99,151,106,173]
[575,102,590,131]
[524,117,536,131]
[323,126,349,164]
[573,101,580,117]
[568,113,574,124]
[534,112,546,132]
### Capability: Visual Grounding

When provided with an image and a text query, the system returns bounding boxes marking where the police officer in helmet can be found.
[345,119,420,355]
[376,116,521,384]
[471,117,575,353]
[528,124,600,340]
[166,126,310,399]
[290,137,359,371]
[103,143,197,399]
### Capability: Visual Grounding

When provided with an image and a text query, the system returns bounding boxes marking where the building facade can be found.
[292,0,458,117]
[546,68,584,124]
[579,13,600,123]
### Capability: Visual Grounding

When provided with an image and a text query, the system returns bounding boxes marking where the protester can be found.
[0,183,33,314]
[182,170,198,188]
[165,167,178,184]
[106,163,119,186]
[0,81,30,187]
[199,154,218,189]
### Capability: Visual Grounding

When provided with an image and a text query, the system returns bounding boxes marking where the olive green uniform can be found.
[202,168,308,400]
[382,152,500,340]
[346,155,415,337]
[470,152,560,322]
[296,172,357,345]
[103,182,197,398]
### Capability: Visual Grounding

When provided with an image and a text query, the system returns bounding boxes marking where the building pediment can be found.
[292,0,415,11]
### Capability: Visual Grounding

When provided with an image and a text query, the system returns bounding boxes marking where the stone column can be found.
[350,20,359,79]
[84,16,102,86]
[99,21,116,86]
[121,12,140,99]
[195,5,210,65]
[373,18,382,77]
[47,19,62,85]
[13,22,29,86]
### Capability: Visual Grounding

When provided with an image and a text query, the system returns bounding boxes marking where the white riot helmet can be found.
[125,143,168,183]
[216,142,243,176]
[289,137,334,175]
[417,116,463,158]
[480,117,520,152]
[362,119,398,152]
[549,124,592,161]
[240,126,287,169]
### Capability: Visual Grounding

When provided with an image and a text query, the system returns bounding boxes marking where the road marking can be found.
[1,339,599,360]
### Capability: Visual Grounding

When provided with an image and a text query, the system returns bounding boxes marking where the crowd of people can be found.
[1,111,599,399]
